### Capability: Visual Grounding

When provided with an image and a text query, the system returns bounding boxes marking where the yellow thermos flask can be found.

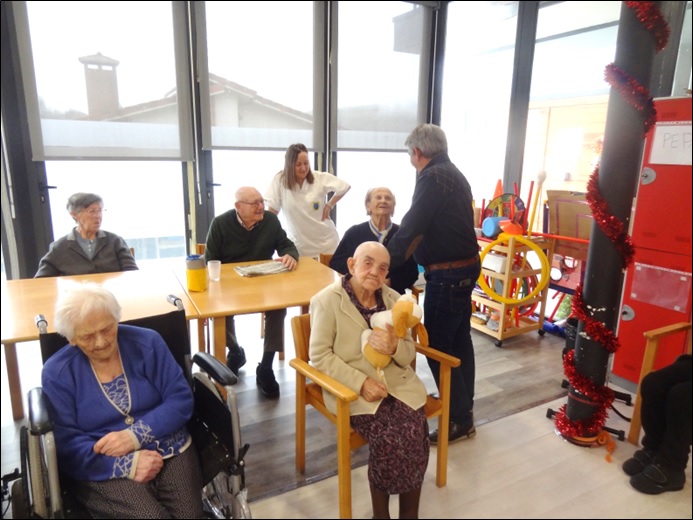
[186,254,207,292]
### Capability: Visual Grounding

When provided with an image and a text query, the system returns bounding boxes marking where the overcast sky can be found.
[26,1,418,114]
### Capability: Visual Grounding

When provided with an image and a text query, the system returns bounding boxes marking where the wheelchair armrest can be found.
[415,343,461,368]
[27,387,53,435]
[166,294,185,311]
[191,352,238,386]
[289,358,359,403]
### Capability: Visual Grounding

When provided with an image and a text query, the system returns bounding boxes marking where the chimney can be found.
[78,52,120,117]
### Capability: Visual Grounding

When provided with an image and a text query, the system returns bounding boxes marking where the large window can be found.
[523,1,621,233]
[12,1,189,271]
[441,1,519,211]
[18,1,192,160]
[334,1,428,235]
[336,1,425,150]
[200,1,316,150]
[44,161,185,269]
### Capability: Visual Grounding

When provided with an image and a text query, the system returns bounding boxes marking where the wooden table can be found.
[1,269,199,420]
[179,257,338,365]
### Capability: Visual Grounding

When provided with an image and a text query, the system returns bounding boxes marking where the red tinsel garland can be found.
[604,64,657,135]
[625,1,670,51]
[571,284,621,354]
[585,166,636,271]
[555,0,668,441]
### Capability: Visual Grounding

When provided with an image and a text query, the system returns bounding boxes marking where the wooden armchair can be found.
[290,313,460,519]
[319,253,334,267]
[627,321,692,445]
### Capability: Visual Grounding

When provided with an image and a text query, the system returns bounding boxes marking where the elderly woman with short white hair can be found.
[41,281,203,518]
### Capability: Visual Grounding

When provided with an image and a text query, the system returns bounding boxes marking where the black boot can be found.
[630,462,686,494]
[256,364,279,398]
[226,346,247,375]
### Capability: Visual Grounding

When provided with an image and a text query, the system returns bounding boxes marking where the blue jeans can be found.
[423,260,481,427]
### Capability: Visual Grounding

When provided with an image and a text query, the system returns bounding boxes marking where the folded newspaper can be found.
[234,261,290,277]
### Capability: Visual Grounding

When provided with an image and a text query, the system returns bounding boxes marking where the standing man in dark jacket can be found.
[204,186,298,398]
[387,124,480,444]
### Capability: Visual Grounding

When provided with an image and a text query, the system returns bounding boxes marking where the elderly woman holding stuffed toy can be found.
[309,241,429,519]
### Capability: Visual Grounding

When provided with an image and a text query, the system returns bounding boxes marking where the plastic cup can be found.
[482,216,510,238]
[207,260,221,282]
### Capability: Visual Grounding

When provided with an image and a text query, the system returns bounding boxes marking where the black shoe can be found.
[622,449,656,476]
[256,364,280,398]
[629,462,686,495]
[226,346,247,376]
[429,421,476,445]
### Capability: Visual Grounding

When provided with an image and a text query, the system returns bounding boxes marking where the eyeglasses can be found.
[238,200,265,207]
[82,208,105,216]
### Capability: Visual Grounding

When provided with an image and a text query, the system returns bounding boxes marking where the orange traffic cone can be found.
[493,179,503,200]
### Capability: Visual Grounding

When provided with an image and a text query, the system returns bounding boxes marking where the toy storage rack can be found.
[472,235,555,347]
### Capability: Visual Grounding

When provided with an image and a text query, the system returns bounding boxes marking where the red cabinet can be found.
[612,96,692,384]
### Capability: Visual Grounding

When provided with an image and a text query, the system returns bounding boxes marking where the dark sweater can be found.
[203,209,298,263]
[329,221,420,295]
[387,152,478,268]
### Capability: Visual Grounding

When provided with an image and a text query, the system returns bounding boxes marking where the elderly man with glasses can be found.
[35,192,138,278]
[203,186,299,398]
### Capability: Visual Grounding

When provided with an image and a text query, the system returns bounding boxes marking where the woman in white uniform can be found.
[265,143,350,258]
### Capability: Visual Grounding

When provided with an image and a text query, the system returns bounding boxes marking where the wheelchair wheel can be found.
[11,479,30,520]
[13,426,32,519]
[233,489,252,519]
[20,423,50,518]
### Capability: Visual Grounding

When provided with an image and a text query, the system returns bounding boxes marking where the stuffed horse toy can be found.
[361,293,429,380]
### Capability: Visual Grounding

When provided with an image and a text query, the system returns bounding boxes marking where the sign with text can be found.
[649,122,692,165]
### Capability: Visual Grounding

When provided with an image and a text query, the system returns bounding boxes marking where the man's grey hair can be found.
[404,124,448,158]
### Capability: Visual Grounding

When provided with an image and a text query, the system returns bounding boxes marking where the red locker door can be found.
[630,96,692,256]
[613,247,692,384]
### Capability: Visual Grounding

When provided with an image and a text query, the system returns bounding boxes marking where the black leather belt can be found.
[424,256,479,273]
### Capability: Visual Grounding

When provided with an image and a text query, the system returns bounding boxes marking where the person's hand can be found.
[278,255,297,271]
[367,324,398,355]
[361,377,388,401]
[93,430,137,458]
[133,450,164,483]
[321,204,332,221]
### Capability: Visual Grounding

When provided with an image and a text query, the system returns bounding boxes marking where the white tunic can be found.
[264,171,350,258]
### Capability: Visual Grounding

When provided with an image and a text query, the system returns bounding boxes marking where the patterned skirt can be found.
[71,445,203,518]
[351,395,430,494]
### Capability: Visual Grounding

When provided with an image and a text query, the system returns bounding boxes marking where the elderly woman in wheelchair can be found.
[40,282,204,518]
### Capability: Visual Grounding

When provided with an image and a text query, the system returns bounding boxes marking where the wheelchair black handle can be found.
[35,314,48,334]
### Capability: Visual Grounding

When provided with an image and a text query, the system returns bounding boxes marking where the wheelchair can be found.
[6,295,251,519]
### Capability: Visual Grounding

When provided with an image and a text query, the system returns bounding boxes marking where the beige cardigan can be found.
[309,279,427,416]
